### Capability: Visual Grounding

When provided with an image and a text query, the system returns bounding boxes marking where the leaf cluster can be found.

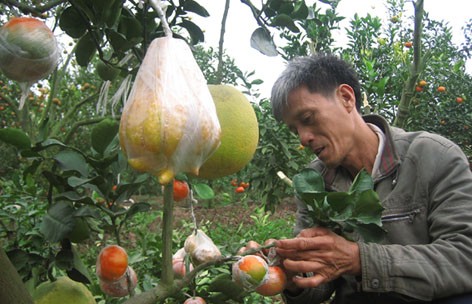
[293,168,386,242]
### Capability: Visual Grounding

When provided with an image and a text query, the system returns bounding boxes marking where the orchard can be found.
[0,0,471,304]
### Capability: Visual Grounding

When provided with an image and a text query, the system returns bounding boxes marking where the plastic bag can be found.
[119,37,221,184]
[184,229,222,266]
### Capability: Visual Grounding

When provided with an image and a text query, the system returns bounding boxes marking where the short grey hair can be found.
[271,54,362,121]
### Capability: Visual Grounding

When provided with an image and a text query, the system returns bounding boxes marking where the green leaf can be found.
[54,150,89,177]
[105,0,123,27]
[118,15,144,43]
[106,29,133,52]
[179,19,204,44]
[349,169,374,193]
[182,0,210,17]
[208,273,246,301]
[91,118,119,155]
[250,27,278,56]
[59,6,87,38]
[0,128,31,150]
[68,245,92,284]
[352,190,383,226]
[346,221,386,243]
[326,192,353,220]
[40,203,75,242]
[293,168,325,194]
[272,14,299,32]
[291,1,309,19]
[193,183,215,200]
[67,176,101,188]
[75,32,97,67]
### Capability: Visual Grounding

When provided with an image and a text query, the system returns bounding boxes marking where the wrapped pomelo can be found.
[119,37,221,184]
[0,17,59,82]
[0,17,59,108]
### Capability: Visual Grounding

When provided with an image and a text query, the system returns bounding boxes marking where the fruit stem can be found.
[148,0,172,37]
[161,181,175,285]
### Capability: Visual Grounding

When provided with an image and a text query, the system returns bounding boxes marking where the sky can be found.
[194,0,471,99]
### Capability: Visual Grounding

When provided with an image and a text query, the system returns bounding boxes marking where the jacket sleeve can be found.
[359,140,472,301]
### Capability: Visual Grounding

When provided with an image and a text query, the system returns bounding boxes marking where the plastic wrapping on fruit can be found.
[119,37,221,185]
[184,229,222,266]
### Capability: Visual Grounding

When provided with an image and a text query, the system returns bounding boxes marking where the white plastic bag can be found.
[119,37,221,184]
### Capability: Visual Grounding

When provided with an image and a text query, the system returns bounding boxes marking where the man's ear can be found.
[337,84,356,113]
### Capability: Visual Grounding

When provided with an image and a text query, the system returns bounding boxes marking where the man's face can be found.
[281,84,356,168]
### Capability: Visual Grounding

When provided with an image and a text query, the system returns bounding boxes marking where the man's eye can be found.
[301,114,313,125]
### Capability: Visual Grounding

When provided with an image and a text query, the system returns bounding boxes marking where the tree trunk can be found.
[0,248,34,304]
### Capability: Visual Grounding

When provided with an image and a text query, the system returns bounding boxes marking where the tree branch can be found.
[215,0,231,84]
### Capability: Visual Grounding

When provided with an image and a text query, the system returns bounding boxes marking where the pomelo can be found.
[197,84,259,179]
[33,276,96,304]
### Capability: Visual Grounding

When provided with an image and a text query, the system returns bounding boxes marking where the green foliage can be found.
[245,99,313,210]
[293,169,385,242]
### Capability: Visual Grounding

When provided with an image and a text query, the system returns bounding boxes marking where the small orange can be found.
[404,41,413,48]
[437,86,446,93]
[415,86,423,92]
[418,80,427,87]
[96,245,128,281]
[456,97,464,103]
[235,186,245,193]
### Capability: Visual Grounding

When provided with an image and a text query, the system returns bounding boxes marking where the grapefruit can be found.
[197,84,259,179]
[33,276,96,304]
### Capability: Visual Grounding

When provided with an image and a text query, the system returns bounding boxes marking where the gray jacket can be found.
[283,115,472,304]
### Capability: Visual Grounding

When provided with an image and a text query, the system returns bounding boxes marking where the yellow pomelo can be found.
[197,84,259,179]
[33,276,96,304]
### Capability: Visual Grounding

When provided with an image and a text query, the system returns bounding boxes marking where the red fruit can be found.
[99,266,137,297]
[255,266,287,296]
[235,186,245,193]
[456,97,464,103]
[437,86,446,93]
[231,179,238,187]
[403,41,413,48]
[96,245,128,281]
[183,296,206,304]
[173,179,189,201]
[415,86,423,92]
[172,258,194,279]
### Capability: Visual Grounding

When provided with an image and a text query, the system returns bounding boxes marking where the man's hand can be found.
[275,227,361,289]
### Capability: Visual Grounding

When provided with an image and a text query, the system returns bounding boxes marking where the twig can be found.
[148,0,172,37]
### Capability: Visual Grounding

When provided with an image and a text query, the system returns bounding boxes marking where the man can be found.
[267,54,472,303]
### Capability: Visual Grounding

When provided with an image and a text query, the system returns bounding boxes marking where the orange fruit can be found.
[96,245,128,282]
[437,86,446,92]
[404,41,413,48]
[415,86,423,92]
[456,97,464,103]
[255,266,287,296]
[418,80,427,87]
[173,179,189,201]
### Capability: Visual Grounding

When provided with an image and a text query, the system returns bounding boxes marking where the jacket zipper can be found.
[381,208,421,223]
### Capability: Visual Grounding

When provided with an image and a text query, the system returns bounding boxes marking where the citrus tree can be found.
[0,0,471,303]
